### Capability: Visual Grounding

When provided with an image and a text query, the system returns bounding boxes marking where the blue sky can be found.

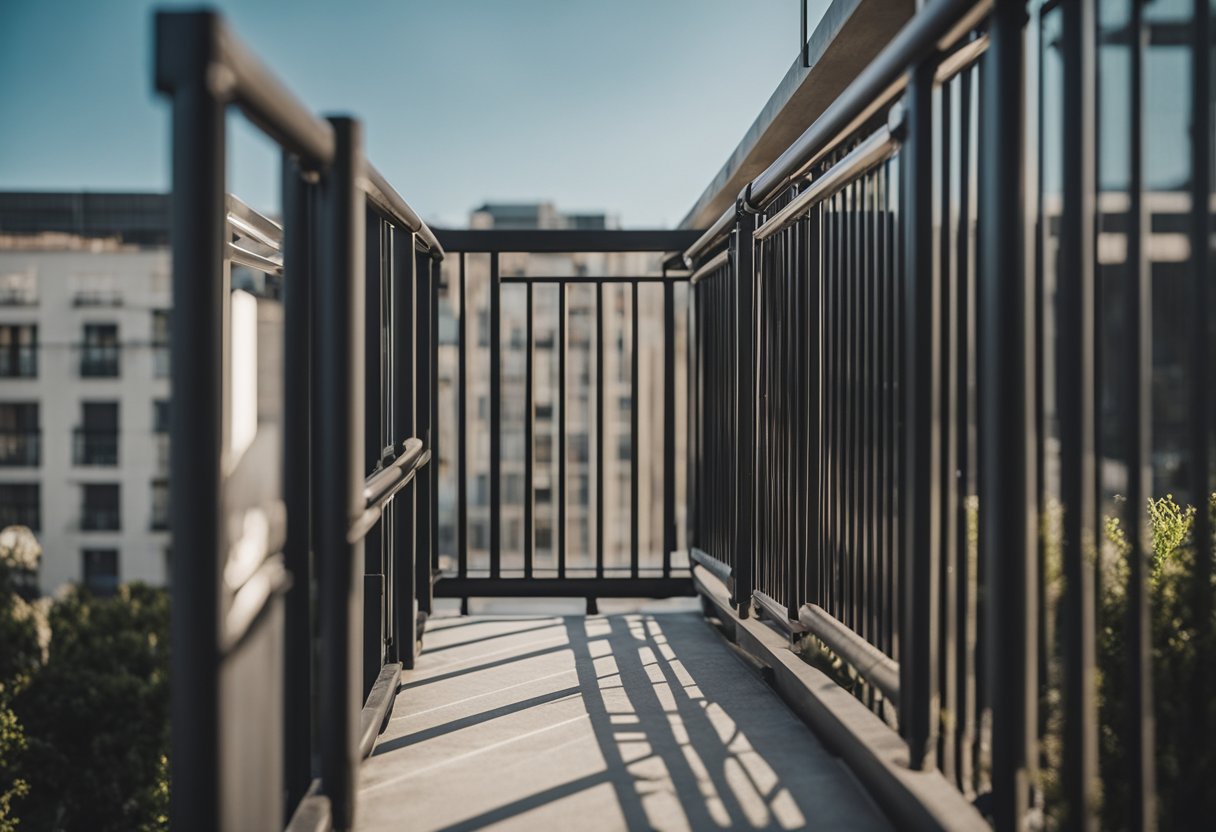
[0,0,826,228]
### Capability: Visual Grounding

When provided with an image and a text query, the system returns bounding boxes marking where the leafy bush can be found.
[1098,493,1216,831]
[0,528,170,832]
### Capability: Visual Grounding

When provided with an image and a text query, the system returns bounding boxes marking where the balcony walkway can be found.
[356,611,891,831]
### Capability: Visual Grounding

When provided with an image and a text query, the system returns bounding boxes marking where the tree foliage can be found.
[0,528,170,832]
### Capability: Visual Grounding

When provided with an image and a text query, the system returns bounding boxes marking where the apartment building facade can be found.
[0,192,171,594]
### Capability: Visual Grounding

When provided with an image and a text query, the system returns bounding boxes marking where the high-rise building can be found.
[0,192,173,594]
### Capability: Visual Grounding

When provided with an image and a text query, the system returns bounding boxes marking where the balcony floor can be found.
[356,610,890,831]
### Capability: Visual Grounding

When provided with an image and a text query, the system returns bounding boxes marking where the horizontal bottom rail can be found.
[434,576,695,599]
[359,662,402,759]
[692,564,985,832]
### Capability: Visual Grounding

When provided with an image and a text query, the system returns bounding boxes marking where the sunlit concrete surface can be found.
[356,612,891,831]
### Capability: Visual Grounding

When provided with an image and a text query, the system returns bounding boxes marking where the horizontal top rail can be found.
[363,164,444,258]
[681,0,989,266]
[363,437,426,512]
[155,9,443,260]
[752,123,901,243]
[799,604,900,706]
[688,249,729,285]
[435,228,703,254]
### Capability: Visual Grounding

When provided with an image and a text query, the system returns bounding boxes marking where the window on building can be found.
[80,323,120,377]
[536,402,553,422]
[617,434,631,462]
[0,324,37,378]
[0,402,39,466]
[81,483,120,531]
[154,399,170,472]
[535,519,552,551]
[154,400,170,433]
[152,310,170,378]
[505,473,524,503]
[82,549,119,596]
[474,474,489,507]
[470,521,488,550]
[72,274,122,307]
[0,483,39,530]
[570,432,589,463]
[536,433,553,464]
[535,485,552,505]
[75,401,119,466]
[0,269,37,306]
[150,480,169,531]
[478,309,491,347]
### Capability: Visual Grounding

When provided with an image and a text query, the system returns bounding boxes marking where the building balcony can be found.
[79,349,121,378]
[0,430,40,467]
[79,507,121,532]
[73,428,119,466]
[0,348,37,379]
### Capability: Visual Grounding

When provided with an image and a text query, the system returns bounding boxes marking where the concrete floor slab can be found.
[356,612,891,831]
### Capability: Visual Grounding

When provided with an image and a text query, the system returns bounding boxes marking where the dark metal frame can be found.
[683,0,1213,827]
[156,11,440,830]
[432,228,699,610]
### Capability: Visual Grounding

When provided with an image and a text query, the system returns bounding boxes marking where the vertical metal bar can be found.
[525,282,534,578]
[457,253,467,583]
[938,78,959,781]
[158,14,224,826]
[489,253,501,579]
[663,280,676,577]
[415,252,434,618]
[801,0,809,68]
[1060,0,1099,823]
[429,255,440,606]
[316,115,365,831]
[281,153,313,816]
[690,280,700,559]
[631,279,640,579]
[393,233,417,668]
[734,207,756,617]
[806,202,822,612]
[1124,1,1155,824]
[597,283,605,579]
[981,2,1036,827]
[362,210,383,701]
[955,65,976,793]
[558,281,567,579]
[903,59,941,772]
[1186,1,1214,811]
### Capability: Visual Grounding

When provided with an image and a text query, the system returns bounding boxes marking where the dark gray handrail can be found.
[799,604,900,706]
[363,437,426,510]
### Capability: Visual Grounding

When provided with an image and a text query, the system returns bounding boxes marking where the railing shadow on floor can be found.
[365,613,887,831]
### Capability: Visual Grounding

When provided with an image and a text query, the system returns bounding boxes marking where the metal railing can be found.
[155,10,441,831]
[684,0,1215,828]
[431,229,700,611]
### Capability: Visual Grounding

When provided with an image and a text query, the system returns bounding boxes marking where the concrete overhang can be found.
[680,0,914,230]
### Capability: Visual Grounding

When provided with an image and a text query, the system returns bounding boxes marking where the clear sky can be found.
[0,0,828,228]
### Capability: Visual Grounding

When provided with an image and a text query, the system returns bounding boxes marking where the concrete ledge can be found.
[682,0,914,230]
[692,565,987,832]
[359,662,402,759]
